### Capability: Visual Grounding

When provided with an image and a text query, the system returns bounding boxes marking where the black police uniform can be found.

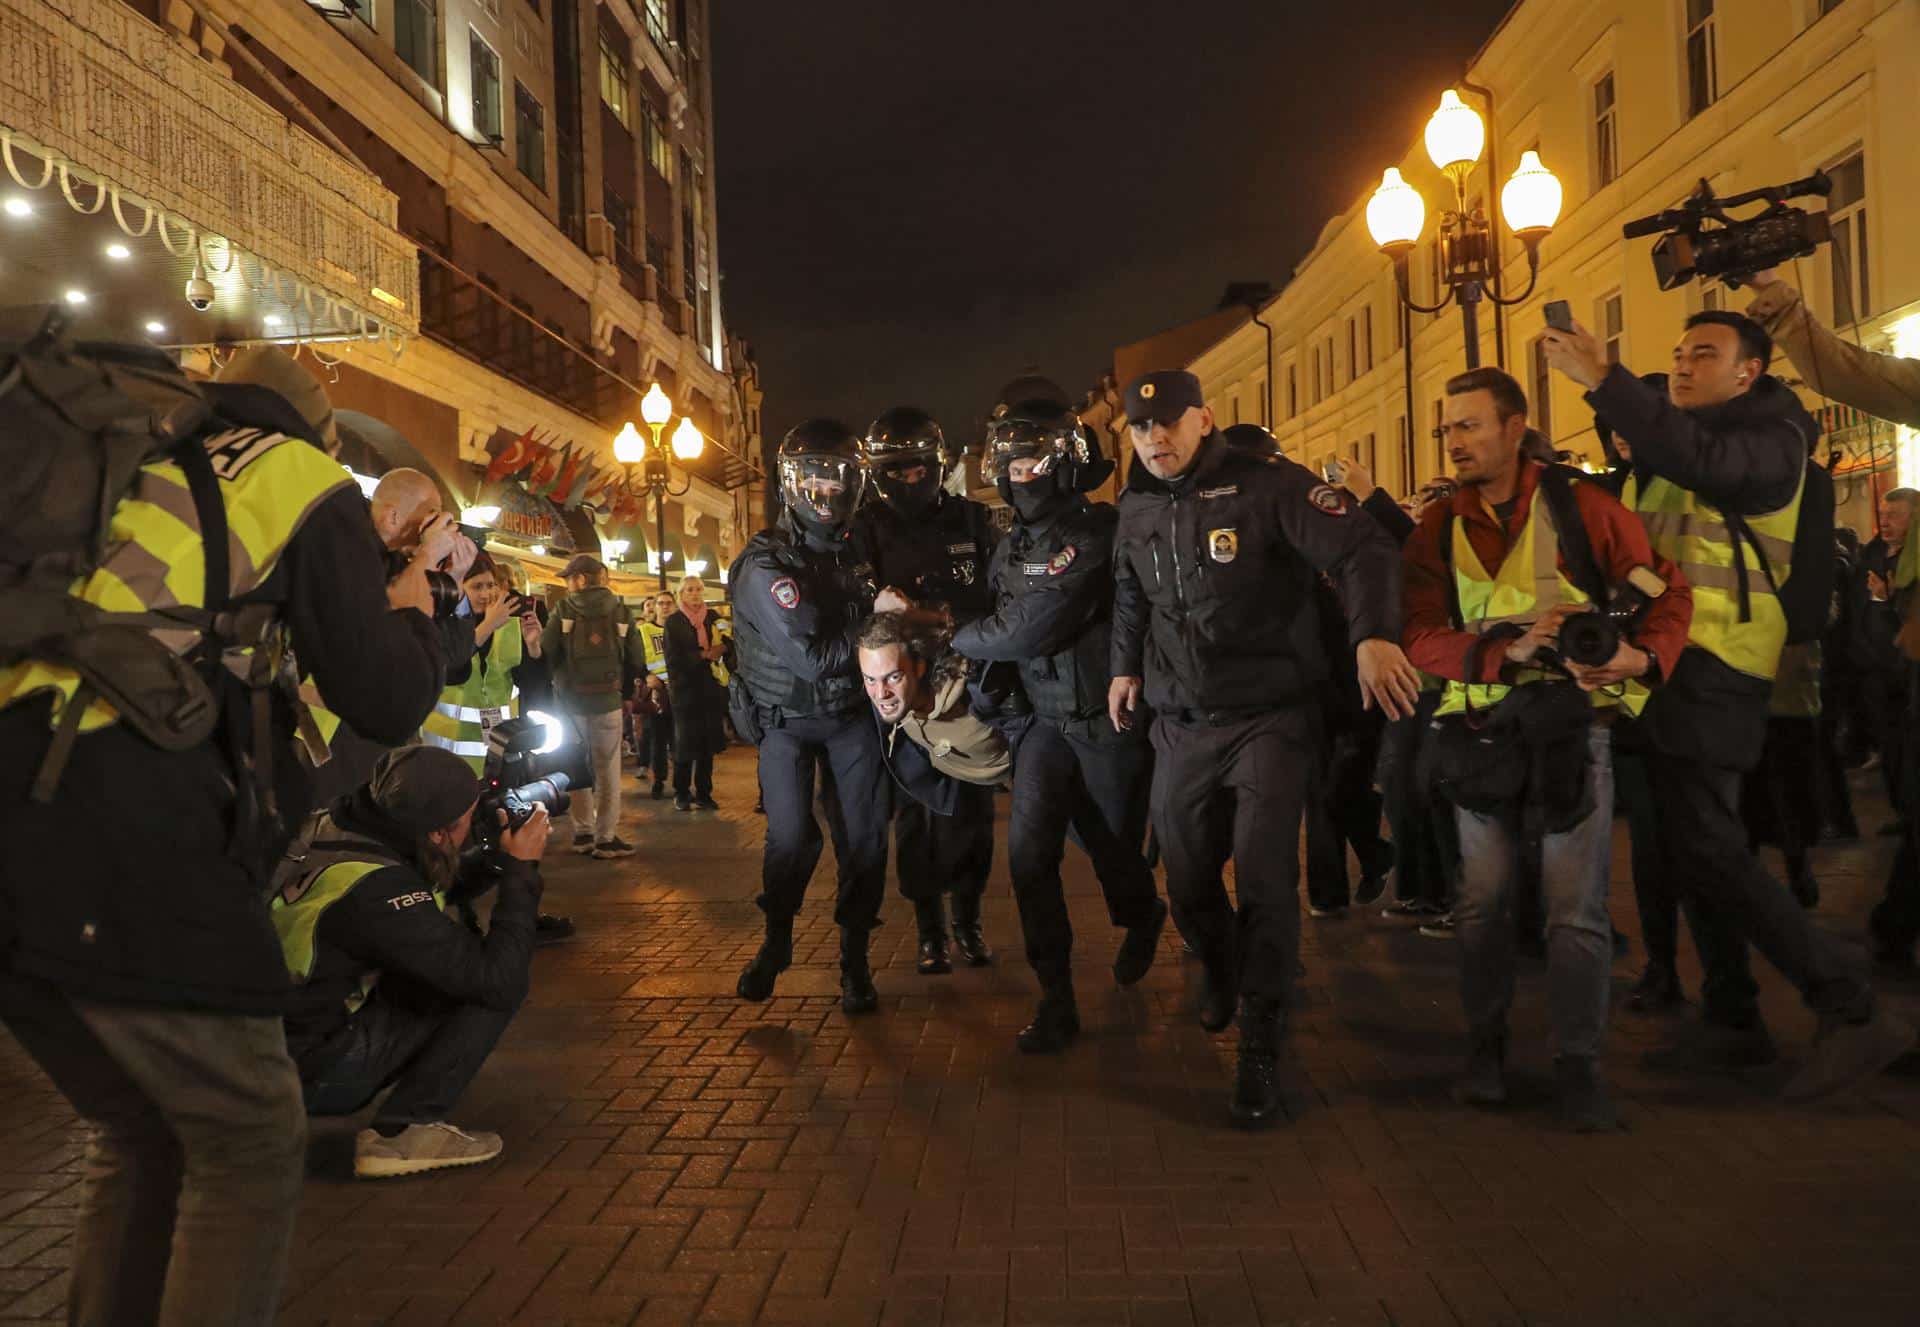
[1112,430,1399,1018]
[953,496,1163,988]
[853,493,1001,943]
[728,513,888,937]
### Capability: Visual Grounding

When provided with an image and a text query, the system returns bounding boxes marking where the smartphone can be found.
[1543,299,1573,333]
[1320,458,1348,486]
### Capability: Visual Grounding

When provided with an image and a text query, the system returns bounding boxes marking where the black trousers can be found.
[673,751,713,800]
[1150,709,1313,1005]
[643,708,672,782]
[1306,711,1389,910]
[1873,702,1920,954]
[895,782,995,916]
[1741,716,1822,878]
[1646,750,1868,1026]
[755,711,890,929]
[1615,741,1686,973]
[1375,692,1456,907]
[300,980,514,1131]
[1007,717,1163,985]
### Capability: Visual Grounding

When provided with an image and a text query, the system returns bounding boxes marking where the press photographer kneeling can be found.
[1402,368,1693,1132]
[271,746,551,1179]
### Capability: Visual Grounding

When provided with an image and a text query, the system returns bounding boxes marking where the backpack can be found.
[558,592,625,698]
[0,305,236,799]
[1727,460,1834,645]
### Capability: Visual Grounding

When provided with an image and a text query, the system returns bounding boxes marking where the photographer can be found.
[1545,310,1915,1097]
[1402,368,1691,1132]
[422,555,547,773]
[274,747,547,1178]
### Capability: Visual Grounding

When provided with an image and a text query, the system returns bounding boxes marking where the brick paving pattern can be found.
[4,749,1920,1324]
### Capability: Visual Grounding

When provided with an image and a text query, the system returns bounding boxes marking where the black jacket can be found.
[0,431,446,1012]
[1111,434,1401,717]
[663,610,729,758]
[727,514,874,720]
[1588,366,1816,769]
[281,791,541,1072]
[852,495,999,623]
[952,497,1122,724]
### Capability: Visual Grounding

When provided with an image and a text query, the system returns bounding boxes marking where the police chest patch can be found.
[1021,561,1049,577]
[770,577,800,609]
[1308,484,1350,516]
[947,542,977,554]
[1208,529,1238,563]
[1197,485,1239,500]
[1047,546,1077,575]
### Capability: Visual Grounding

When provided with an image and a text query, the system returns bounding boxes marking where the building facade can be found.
[1183,0,1920,534]
[1,0,761,591]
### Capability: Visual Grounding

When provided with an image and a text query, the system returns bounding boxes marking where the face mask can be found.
[876,465,940,515]
[1007,471,1066,523]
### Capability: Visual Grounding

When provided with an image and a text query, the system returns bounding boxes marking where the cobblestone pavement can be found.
[5,748,1920,1325]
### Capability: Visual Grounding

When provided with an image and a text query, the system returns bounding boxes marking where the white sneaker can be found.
[354,1121,503,1179]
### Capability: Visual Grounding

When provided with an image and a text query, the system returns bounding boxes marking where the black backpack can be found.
[0,306,270,809]
[1727,460,1834,645]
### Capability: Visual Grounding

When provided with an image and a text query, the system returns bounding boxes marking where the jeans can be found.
[1150,709,1313,1006]
[567,709,625,841]
[1452,725,1614,1060]
[300,981,514,1131]
[0,972,307,1327]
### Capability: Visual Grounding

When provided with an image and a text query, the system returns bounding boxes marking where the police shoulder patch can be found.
[1308,484,1350,516]
[1046,545,1077,575]
[770,576,800,609]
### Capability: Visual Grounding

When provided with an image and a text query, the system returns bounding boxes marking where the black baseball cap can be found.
[561,553,606,580]
[1123,371,1206,426]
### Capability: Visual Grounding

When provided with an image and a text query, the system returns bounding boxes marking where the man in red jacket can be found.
[1402,367,1692,1131]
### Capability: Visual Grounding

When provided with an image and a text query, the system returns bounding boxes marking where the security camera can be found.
[184,274,214,312]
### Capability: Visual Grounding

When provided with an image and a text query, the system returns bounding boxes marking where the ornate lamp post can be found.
[1365,89,1563,369]
[616,382,707,589]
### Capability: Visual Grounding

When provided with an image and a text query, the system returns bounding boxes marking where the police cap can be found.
[1123,370,1207,426]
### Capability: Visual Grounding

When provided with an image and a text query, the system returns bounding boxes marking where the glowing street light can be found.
[671,416,704,462]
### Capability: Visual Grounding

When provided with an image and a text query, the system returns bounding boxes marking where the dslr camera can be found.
[1556,566,1669,669]
[384,547,461,619]
[1622,172,1832,291]
[467,714,576,853]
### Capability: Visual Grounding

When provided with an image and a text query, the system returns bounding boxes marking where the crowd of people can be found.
[6,253,1920,1320]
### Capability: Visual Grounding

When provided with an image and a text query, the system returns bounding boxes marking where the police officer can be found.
[856,406,1002,972]
[0,334,447,1320]
[1109,370,1419,1128]
[951,385,1168,1053]
[729,420,889,1014]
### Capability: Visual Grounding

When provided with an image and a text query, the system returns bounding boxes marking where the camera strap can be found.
[1537,465,1609,608]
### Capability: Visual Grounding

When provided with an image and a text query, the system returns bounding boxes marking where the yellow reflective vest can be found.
[1621,470,1801,684]
[421,617,523,771]
[1434,489,1640,718]
[271,856,441,1015]
[0,427,352,732]
[639,620,669,681]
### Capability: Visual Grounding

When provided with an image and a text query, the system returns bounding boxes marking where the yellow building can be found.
[1185,0,1920,532]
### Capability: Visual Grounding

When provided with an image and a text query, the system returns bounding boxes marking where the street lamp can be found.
[1365,89,1562,369]
[618,382,703,589]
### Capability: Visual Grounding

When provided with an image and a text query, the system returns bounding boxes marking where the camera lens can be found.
[1558,614,1620,669]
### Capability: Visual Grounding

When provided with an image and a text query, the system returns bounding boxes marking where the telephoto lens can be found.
[470,773,572,851]
[424,568,461,618]
[1557,612,1625,668]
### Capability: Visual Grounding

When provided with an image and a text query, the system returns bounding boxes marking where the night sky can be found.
[711,0,1515,447]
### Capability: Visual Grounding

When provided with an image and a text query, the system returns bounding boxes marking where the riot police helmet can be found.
[862,406,951,514]
[982,397,1112,494]
[777,418,866,533]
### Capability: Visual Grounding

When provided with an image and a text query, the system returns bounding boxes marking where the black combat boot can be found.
[1017,980,1080,1054]
[1113,898,1168,986]
[950,894,993,966]
[1229,998,1285,1129]
[737,916,793,1002]
[1197,940,1237,1032]
[914,898,951,975]
[1451,1029,1508,1107]
[840,927,879,1015]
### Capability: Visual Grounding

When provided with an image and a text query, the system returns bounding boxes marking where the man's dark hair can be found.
[856,611,914,653]
[1444,366,1529,421]
[1685,310,1773,371]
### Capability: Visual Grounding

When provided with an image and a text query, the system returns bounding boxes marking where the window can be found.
[1685,0,1717,117]
[1827,151,1869,325]
[1324,336,1335,395]
[1531,336,1554,442]
[513,81,545,190]
[395,0,435,83]
[1345,317,1357,384]
[1593,71,1618,188]
[355,0,375,27]
[1819,0,1847,15]
[1362,305,1374,371]
[1255,376,1268,426]
[1600,291,1625,365]
[1286,364,1298,419]
[1310,346,1322,405]
[599,34,630,127]
[644,0,671,50]
[604,186,632,250]
[1363,432,1377,477]
[1700,285,1724,313]
[643,102,674,180]
[1397,415,1411,492]
[1432,398,1446,477]
[469,29,502,141]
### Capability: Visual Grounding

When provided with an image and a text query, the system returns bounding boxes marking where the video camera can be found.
[1555,567,1669,669]
[1622,172,1832,291]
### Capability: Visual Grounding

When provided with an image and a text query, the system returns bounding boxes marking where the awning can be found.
[333,410,459,514]
[0,0,416,349]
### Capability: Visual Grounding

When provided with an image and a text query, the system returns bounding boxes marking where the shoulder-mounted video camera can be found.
[1622,172,1832,291]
